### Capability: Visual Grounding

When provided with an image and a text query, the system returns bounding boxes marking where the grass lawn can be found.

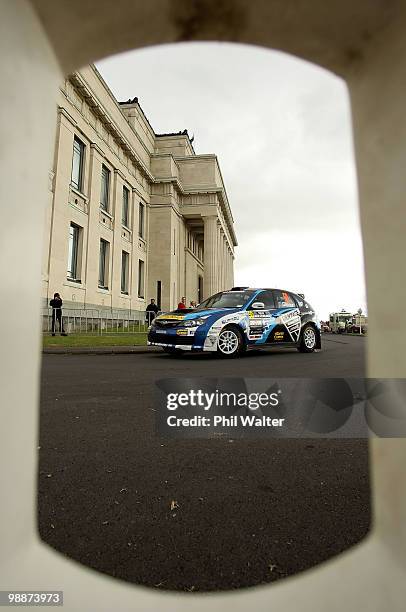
[43,333,147,348]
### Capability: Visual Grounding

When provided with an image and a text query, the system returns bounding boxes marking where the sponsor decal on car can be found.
[280,309,301,341]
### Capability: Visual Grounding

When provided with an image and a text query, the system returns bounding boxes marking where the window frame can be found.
[67,222,81,282]
[121,250,129,294]
[138,202,145,238]
[98,238,109,289]
[272,289,297,309]
[138,259,145,298]
[100,165,110,212]
[71,136,85,192]
[253,290,276,309]
[122,185,130,228]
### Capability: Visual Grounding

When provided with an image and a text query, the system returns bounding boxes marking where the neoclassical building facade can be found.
[42,64,236,313]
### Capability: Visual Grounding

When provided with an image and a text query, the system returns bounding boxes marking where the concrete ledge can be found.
[43,345,161,355]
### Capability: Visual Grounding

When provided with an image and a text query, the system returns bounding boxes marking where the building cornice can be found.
[68,73,154,184]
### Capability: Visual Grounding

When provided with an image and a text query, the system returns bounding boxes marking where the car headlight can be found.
[182,317,207,327]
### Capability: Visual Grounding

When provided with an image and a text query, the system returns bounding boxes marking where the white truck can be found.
[347,313,368,334]
[329,311,353,334]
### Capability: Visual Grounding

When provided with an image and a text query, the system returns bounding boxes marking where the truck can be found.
[346,313,368,334]
[329,311,353,334]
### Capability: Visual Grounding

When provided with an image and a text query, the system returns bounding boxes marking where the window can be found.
[122,186,130,227]
[67,223,81,281]
[100,165,110,212]
[138,202,145,238]
[121,251,129,294]
[71,137,85,191]
[254,290,275,309]
[138,259,145,298]
[198,275,203,304]
[156,280,162,309]
[273,289,296,308]
[98,239,109,288]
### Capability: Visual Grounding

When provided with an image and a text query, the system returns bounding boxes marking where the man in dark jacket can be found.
[145,298,159,324]
[50,292,67,336]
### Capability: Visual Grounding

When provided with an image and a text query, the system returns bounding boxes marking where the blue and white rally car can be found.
[148,287,321,358]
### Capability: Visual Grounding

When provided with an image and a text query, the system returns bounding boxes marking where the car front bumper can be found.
[148,327,211,351]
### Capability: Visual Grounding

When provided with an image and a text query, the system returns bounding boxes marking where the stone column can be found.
[218,229,223,291]
[226,241,230,288]
[217,223,223,292]
[47,110,74,294]
[221,233,226,291]
[84,143,104,304]
[203,215,218,299]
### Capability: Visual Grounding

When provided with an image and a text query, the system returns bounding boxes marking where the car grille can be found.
[148,330,194,345]
[154,320,181,329]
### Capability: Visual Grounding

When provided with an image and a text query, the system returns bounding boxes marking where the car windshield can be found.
[196,290,256,310]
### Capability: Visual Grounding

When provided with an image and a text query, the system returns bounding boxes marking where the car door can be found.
[269,289,301,344]
[245,290,275,343]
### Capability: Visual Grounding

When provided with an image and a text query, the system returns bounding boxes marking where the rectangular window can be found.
[138,259,145,298]
[67,223,81,281]
[98,239,109,288]
[71,137,85,191]
[122,186,130,227]
[138,202,145,238]
[255,290,276,309]
[198,275,203,304]
[121,251,129,294]
[273,289,296,308]
[156,280,162,310]
[100,165,110,212]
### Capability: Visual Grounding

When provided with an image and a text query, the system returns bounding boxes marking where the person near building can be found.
[177,296,186,309]
[145,298,159,324]
[49,292,67,336]
[190,300,197,308]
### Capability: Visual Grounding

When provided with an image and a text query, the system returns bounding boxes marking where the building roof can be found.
[119,100,195,153]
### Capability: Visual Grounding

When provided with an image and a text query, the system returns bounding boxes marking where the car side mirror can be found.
[251,302,265,310]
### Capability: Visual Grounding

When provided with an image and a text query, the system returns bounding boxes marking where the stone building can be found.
[42,64,236,313]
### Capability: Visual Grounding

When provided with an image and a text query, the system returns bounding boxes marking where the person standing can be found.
[177,296,186,310]
[49,292,67,336]
[146,298,159,324]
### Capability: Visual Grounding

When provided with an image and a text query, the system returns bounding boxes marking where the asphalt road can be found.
[38,335,370,591]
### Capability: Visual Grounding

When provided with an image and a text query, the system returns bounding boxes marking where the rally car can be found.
[148,287,321,358]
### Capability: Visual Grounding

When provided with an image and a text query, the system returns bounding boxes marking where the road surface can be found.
[39,335,370,591]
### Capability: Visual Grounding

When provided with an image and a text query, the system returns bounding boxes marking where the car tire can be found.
[298,325,317,353]
[163,347,184,356]
[217,326,245,358]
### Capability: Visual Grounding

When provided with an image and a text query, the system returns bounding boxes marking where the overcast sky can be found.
[97,42,366,320]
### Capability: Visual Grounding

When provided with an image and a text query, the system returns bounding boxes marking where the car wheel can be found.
[163,347,184,356]
[298,325,317,353]
[217,327,244,358]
